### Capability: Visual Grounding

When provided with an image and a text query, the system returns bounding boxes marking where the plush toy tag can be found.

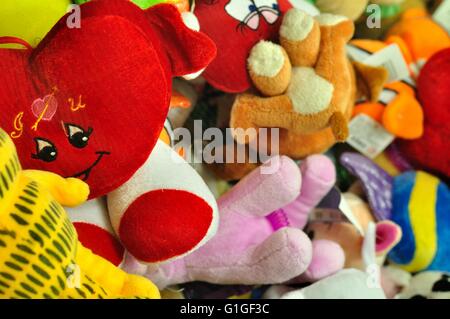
[346,44,372,62]
[339,193,365,235]
[433,0,450,34]
[313,187,365,235]
[362,44,410,83]
[347,114,395,159]
[362,222,378,270]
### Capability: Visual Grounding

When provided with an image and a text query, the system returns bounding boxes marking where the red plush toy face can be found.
[195,0,292,93]
[0,1,216,199]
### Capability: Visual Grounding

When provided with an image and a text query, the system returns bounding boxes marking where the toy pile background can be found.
[0,0,449,299]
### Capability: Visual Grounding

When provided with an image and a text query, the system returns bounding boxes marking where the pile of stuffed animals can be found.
[0,0,448,299]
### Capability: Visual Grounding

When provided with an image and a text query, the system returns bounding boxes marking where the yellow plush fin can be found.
[21,171,89,207]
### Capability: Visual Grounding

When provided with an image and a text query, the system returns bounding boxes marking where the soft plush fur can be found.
[340,152,450,273]
[211,9,387,181]
[123,155,337,288]
[66,116,211,266]
[397,48,450,179]
[280,155,345,282]
[0,0,219,264]
[66,198,126,266]
[388,171,450,273]
[0,127,160,299]
[66,118,192,266]
[107,140,219,263]
[396,271,450,299]
[264,269,386,299]
[385,8,450,67]
[381,266,450,299]
[232,10,358,143]
[193,0,295,93]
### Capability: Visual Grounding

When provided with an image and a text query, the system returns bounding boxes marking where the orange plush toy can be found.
[212,9,387,181]
[385,8,450,75]
[349,39,424,140]
[348,9,450,141]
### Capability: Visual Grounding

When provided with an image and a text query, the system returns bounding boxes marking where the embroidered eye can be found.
[65,124,93,149]
[32,138,57,162]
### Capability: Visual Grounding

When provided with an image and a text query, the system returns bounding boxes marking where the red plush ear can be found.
[145,4,217,77]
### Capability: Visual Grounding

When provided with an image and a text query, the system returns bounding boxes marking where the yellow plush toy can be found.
[0,0,71,48]
[0,128,160,299]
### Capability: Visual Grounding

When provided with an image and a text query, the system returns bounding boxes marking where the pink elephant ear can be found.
[145,4,217,77]
[375,221,402,255]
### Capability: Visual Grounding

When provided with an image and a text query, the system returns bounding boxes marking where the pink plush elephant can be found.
[124,155,344,288]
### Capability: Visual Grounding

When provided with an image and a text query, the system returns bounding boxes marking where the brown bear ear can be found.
[145,4,217,77]
[352,61,389,103]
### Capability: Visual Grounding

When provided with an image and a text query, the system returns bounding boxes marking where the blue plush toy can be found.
[340,153,450,274]
[388,171,450,273]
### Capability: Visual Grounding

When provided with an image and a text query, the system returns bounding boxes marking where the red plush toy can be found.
[194,0,293,93]
[0,0,219,264]
[397,48,450,179]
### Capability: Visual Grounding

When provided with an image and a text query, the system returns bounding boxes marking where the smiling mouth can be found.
[72,151,110,181]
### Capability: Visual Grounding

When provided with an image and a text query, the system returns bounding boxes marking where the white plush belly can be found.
[286,67,334,115]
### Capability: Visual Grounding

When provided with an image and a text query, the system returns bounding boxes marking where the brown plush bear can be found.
[210,9,388,181]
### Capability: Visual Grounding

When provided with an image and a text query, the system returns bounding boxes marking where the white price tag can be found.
[363,44,410,83]
[362,222,377,268]
[347,114,395,159]
[339,195,365,235]
[433,0,450,34]
[346,44,372,62]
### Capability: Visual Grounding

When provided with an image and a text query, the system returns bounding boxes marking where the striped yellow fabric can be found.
[402,172,439,272]
[0,127,159,299]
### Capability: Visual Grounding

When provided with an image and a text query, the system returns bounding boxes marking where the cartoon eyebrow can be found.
[253,0,279,21]
[226,0,259,30]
